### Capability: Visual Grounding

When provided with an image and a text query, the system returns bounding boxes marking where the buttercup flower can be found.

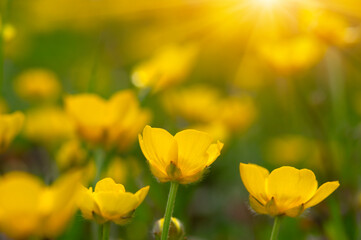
[0,171,80,239]
[132,44,198,92]
[239,163,340,217]
[0,111,25,152]
[65,90,151,149]
[14,69,61,102]
[258,35,325,75]
[77,178,149,225]
[266,135,320,165]
[23,107,75,144]
[56,139,87,171]
[139,125,223,184]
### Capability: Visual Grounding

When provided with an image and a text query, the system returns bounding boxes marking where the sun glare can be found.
[255,0,282,9]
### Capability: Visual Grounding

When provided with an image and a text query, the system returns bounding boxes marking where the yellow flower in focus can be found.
[0,111,24,152]
[23,107,75,144]
[56,139,87,171]
[65,90,151,149]
[139,125,223,184]
[14,69,61,102]
[77,178,149,225]
[259,35,325,75]
[239,163,340,217]
[132,44,198,92]
[0,171,80,239]
[301,9,360,47]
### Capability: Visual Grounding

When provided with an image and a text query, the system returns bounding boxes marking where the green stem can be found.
[270,216,282,240]
[161,182,179,240]
[93,147,106,186]
[101,222,110,240]
[0,0,8,96]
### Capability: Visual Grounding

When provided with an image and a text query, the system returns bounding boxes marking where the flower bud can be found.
[153,217,185,240]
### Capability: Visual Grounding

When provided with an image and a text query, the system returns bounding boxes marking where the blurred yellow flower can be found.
[139,125,223,184]
[77,178,149,225]
[102,157,128,184]
[259,35,325,75]
[266,135,320,165]
[0,171,80,239]
[219,96,257,132]
[2,24,17,43]
[23,107,75,144]
[132,44,198,92]
[0,111,24,152]
[14,69,61,102]
[65,90,151,150]
[234,55,268,91]
[301,9,360,47]
[56,139,87,171]
[239,163,340,217]
[162,85,221,123]
[192,122,230,143]
[153,217,185,240]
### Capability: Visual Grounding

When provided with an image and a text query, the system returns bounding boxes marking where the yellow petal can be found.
[266,167,318,212]
[174,129,213,175]
[134,186,150,207]
[239,163,269,205]
[94,178,125,193]
[149,164,170,182]
[93,192,139,220]
[206,140,224,167]
[249,195,268,215]
[139,125,177,174]
[304,181,340,209]
[77,186,96,220]
[284,204,305,218]
[0,172,44,238]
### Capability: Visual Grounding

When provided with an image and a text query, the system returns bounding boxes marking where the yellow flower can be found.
[77,178,149,225]
[162,85,221,123]
[301,9,360,47]
[0,111,24,152]
[2,24,17,43]
[258,35,325,75]
[0,171,80,239]
[139,125,223,184]
[56,139,87,171]
[102,157,128,184]
[266,135,321,166]
[23,107,75,144]
[14,69,61,102]
[219,96,257,133]
[239,163,340,217]
[132,44,198,92]
[65,90,151,150]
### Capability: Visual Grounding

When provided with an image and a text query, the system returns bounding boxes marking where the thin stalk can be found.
[93,147,106,186]
[0,0,8,95]
[161,182,179,240]
[101,222,110,240]
[270,216,282,240]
